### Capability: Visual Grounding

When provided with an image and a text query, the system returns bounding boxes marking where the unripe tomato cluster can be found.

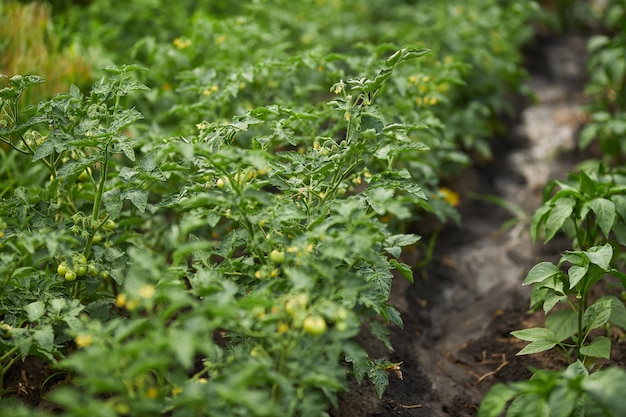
[57,253,102,282]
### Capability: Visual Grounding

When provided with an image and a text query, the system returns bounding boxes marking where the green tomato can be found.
[103,219,116,231]
[57,262,69,276]
[88,263,99,277]
[303,315,327,336]
[270,249,285,264]
[73,253,87,265]
[92,232,103,244]
[65,270,78,282]
[285,293,309,316]
[76,265,87,277]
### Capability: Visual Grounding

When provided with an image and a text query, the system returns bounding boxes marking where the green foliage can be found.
[580,0,626,164]
[518,243,626,361]
[486,4,626,413]
[479,361,626,417]
[530,164,626,249]
[1,0,554,415]
[0,48,428,415]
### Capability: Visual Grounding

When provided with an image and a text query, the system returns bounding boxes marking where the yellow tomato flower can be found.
[138,284,155,299]
[439,187,460,207]
[75,334,93,348]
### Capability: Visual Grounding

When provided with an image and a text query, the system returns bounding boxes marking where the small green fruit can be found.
[57,262,69,276]
[65,270,78,282]
[270,249,285,264]
[303,315,327,336]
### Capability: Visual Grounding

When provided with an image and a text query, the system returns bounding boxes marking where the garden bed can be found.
[334,33,626,416]
[2,2,626,416]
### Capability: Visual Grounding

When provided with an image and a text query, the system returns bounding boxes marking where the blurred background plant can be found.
[0,0,91,106]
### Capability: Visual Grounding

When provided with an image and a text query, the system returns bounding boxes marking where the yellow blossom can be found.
[215,34,227,44]
[173,37,192,49]
[126,299,140,311]
[75,333,93,348]
[146,387,159,399]
[196,121,209,130]
[277,322,289,334]
[138,284,155,299]
[439,187,460,207]
[115,293,127,308]
[202,85,219,96]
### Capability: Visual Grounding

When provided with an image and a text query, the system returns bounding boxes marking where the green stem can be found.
[92,144,110,222]
[84,143,110,260]
[577,295,585,361]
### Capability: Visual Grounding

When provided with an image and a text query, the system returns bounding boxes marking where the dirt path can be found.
[334,35,589,417]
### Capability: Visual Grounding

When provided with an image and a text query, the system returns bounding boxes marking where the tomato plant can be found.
[0,0,553,415]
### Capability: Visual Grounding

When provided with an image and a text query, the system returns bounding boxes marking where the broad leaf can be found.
[516,339,557,355]
[544,198,576,243]
[477,384,518,417]
[567,264,588,289]
[588,198,616,239]
[585,243,613,271]
[604,295,626,330]
[511,327,556,342]
[583,299,612,331]
[583,367,626,415]
[579,336,611,359]
[546,309,578,342]
[530,204,551,244]
[523,262,561,286]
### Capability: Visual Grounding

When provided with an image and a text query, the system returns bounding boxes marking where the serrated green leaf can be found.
[33,325,54,353]
[579,336,611,359]
[389,259,413,283]
[24,301,45,322]
[383,305,403,329]
[367,366,389,399]
[370,320,393,351]
[123,189,148,213]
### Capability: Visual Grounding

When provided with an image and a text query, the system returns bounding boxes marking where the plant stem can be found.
[577,295,585,361]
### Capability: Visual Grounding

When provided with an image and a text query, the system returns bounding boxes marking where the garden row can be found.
[480,1,626,415]
[0,1,622,416]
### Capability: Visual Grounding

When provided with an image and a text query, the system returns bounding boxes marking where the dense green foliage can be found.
[480,1,626,415]
[3,0,626,416]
